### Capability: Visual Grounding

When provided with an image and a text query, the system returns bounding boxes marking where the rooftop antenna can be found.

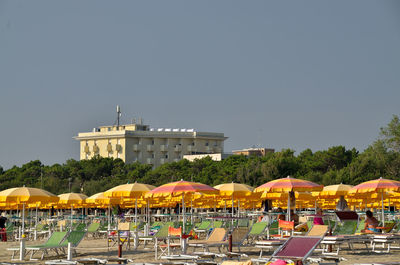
[116,105,121,127]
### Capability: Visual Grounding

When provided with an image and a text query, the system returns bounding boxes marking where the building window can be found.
[205,142,209,146]
[151,139,155,145]
[165,154,169,159]
[151,154,155,158]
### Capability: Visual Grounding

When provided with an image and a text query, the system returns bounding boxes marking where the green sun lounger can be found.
[247,221,268,243]
[22,231,68,260]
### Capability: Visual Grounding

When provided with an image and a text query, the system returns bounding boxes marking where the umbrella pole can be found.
[135,196,138,226]
[182,194,185,233]
[287,193,290,222]
[232,194,234,227]
[190,197,193,226]
[71,205,73,231]
[214,195,217,214]
[382,191,385,226]
[35,204,38,241]
[108,205,111,231]
[238,199,240,217]
[22,203,25,236]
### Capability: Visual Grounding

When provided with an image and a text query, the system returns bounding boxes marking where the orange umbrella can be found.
[146,180,218,231]
[349,177,400,225]
[255,176,323,220]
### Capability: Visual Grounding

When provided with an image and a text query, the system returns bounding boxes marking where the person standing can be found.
[0,213,7,242]
[336,195,349,211]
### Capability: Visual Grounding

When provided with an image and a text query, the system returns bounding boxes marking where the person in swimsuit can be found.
[362,210,380,233]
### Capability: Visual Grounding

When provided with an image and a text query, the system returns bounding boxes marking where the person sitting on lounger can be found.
[313,208,324,225]
[362,210,380,233]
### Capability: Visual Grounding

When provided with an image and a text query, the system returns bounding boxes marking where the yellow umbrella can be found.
[57,193,88,228]
[318,184,353,198]
[214,182,255,220]
[104,182,156,225]
[0,187,59,238]
[85,192,120,207]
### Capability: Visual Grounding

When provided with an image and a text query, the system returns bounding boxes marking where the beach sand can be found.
[0,238,399,265]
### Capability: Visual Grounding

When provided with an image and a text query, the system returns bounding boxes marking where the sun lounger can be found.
[246,222,268,244]
[371,233,400,253]
[86,222,101,238]
[306,225,328,237]
[188,227,227,252]
[321,217,362,255]
[21,231,68,260]
[252,236,324,264]
[7,231,66,260]
[194,220,212,237]
[138,222,174,248]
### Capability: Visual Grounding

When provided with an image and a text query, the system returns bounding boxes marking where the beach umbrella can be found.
[85,192,120,206]
[349,178,400,225]
[104,182,155,225]
[146,179,218,232]
[0,187,59,234]
[317,184,353,198]
[57,193,88,229]
[214,182,254,222]
[255,176,323,221]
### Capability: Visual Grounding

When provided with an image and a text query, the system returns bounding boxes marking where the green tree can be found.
[380,114,400,152]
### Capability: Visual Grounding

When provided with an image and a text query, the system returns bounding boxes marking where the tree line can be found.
[0,115,399,196]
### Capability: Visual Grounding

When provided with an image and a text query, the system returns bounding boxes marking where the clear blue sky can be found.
[1,1,399,169]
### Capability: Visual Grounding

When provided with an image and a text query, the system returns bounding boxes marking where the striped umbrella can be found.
[146,180,218,232]
[255,176,323,220]
[349,177,400,225]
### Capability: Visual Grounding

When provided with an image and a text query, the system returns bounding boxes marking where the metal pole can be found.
[287,193,290,221]
[231,194,234,227]
[70,205,73,230]
[182,194,186,233]
[135,196,138,226]
[382,191,385,226]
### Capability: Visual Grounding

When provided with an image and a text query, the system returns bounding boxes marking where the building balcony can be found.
[115,144,122,152]
[93,145,99,153]
[160,145,168,152]
[133,144,141,151]
[107,143,113,152]
[205,146,214,153]
[146,158,154,164]
[187,145,195,152]
[84,145,90,153]
[147,145,154,152]
[160,158,167,164]
[174,146,182,152]
[173,158,180,162]
[214,147,222,153]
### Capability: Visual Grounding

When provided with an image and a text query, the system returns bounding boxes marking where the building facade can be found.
[74,123,227,168]
[232,147,275,157]
[183,153,231,162]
